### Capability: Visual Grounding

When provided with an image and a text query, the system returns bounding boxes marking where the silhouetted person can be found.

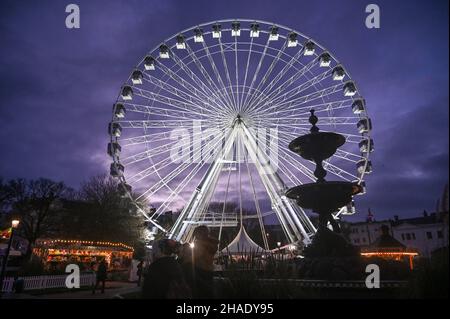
[136,260,144,287]
[186,226,219,298]
[92,259,107,294]
[142,239,190,299]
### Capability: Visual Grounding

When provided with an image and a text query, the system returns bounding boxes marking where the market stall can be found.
[33,239,134,272]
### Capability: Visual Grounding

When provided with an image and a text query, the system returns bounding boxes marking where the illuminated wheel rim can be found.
[108,19,373,246]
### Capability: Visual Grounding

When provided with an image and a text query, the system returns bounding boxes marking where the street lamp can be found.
[0,220,20,297]
[11,220,20,229]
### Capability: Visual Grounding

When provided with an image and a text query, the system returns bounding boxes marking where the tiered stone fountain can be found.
[286,110,362,278]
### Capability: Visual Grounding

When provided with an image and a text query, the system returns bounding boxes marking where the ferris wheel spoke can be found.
[120,125,218,147]
[141,73,226,117]
[243,41,287,111]
[322,160,359,181]
[245,44,307,113]
[277,131,363,165]
[137,134,225,202]
[272,155,306,186]
[334,149,365,163]
[253,57,320,112]
[152,57,230,116]
[120,130,174,146]
[152,134,229,216]
[218,37,238,112]
[276,145,317,182]
[280,128,362,144]
[282,128,364,144]
[254,116,360,129]
[260,130,316,182]
[217,168,233,247]
[234,34,240,111]
[122,129,218,166]
[122,101,218,121]
[269,99,354,119]
[269,131,358,185]
[117,119,227,130]
[169,45,228,103]
[257,67,332,114]
[132,87,225,119]
[241,36,271,112]
[184,42,234,113]
[201,40,236,111]
[254,82,344,117]
[240,36,255,112]
[128,157,173,184]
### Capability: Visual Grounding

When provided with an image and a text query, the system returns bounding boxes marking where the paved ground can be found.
[3,281,141,299]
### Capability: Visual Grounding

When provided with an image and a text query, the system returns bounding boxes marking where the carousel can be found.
[33,239,134,271]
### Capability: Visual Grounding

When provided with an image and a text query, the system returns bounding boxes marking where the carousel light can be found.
[189,243,195,248]
[12,220,20,228]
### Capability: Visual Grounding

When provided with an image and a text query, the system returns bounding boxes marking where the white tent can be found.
[221,225,265,255]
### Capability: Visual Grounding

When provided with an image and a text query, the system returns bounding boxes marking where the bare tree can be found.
[4,178,72,257]
[73,174,145,251]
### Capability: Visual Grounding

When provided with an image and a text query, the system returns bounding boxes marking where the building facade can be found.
[342,211,449,258]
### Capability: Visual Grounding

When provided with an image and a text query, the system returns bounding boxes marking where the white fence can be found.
[1,273,96,293]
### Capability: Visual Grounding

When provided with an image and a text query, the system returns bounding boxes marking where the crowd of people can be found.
[141,225,219,299]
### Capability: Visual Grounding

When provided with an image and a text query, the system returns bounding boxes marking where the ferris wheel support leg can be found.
[240,124,316,245]
[169,127,238,243]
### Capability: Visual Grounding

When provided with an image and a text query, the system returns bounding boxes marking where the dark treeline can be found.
[0,174,145,259]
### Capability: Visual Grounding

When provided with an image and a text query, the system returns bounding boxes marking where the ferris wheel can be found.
[108,19,373,247]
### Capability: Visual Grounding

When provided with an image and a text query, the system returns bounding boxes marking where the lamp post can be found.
[0,219,20,296]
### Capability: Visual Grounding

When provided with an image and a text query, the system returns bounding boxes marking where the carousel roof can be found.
[361,225,412,255]
[221,225,265,254]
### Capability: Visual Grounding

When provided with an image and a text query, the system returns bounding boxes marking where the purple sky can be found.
[0,0,448,221]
